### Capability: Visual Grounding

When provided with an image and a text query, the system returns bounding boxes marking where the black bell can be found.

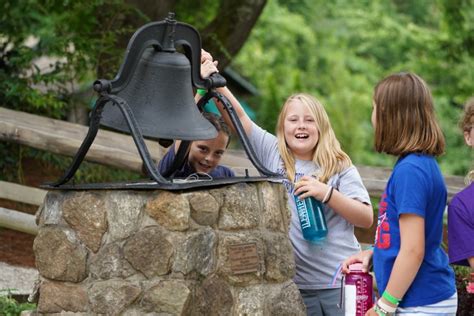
[100,48,217,141]
[48,13,280,189]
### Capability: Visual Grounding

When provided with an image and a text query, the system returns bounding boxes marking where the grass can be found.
[0,289,36,316]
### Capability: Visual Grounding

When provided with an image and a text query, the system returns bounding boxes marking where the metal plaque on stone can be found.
[228,242,260,275]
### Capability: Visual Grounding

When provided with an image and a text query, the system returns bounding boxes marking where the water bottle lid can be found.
[348,263,364,272]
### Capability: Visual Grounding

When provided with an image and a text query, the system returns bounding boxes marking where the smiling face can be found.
[283,100,319,160]
[188,131,229,174]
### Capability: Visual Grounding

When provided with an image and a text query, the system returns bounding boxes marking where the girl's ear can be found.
[464,131,473,147]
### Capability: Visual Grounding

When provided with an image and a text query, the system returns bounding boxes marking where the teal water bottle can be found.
[294,195,328,243]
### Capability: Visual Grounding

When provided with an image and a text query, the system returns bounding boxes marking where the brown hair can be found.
[460,98,474,184]
[203,112,231,147]
[459,97,474,133]
[373,72,445,156]
[276,93,351,183]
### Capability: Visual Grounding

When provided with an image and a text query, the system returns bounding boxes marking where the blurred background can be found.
[1,1,473,313]
[1,0,473,182]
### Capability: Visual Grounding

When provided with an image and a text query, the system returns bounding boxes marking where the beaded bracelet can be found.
[377,298,397,313]
[374,304,388,316]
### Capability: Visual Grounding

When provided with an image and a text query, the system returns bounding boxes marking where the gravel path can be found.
[0,262,38,295]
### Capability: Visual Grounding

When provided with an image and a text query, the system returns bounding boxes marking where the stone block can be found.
[89,242,135,280]
[89,280,141,315]
[262,232,296,282]
[140,279,191,315]
[106,191,145,242]
[62,192,107,253]
[172,227,216,276]
[124,226,174,278]
[188,191,220,226]
[33,227,87,282]
[37,281,88,313]
[265,281,306,315]
[192,275,233,315]
[37,191,68,226]
[217,183,259,230]
[235,284,265,315]
[146,191,190,231]
[259,182,289,232]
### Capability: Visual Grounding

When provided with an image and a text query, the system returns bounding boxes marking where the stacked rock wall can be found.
[33,182,306,315]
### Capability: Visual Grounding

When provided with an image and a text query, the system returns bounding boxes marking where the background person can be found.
[448,97,474,292]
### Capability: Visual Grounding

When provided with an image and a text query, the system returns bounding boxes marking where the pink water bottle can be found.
[343,263,373,316]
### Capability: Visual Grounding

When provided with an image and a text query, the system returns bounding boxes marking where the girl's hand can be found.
[201,59,219,78]
[341,249,373,274]
[201,49,213,63]
[293,175,327,201]
[364,307,377,316]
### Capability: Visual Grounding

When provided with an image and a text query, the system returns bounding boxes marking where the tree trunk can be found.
[202,0,267,68]
[96,0,177,78]
[124,0,176,21]
[96,0,266,76]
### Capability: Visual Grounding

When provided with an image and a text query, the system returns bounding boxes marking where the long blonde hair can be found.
[275,93,351,183]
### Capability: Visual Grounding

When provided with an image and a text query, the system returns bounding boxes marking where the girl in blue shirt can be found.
[342,73,457,315]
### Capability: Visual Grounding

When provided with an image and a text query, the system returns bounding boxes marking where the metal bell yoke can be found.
[48,12,281,190]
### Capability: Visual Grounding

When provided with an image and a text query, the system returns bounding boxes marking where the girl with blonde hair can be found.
[276,93,352,184]
[204,50,373,316]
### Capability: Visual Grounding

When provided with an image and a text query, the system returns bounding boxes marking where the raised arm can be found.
[214,86,253,136]
[200,50,253,136]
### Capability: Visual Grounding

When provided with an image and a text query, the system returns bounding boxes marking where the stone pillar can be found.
[33,182,306,315]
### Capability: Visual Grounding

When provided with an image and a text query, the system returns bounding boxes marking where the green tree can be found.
[234,0,473,175]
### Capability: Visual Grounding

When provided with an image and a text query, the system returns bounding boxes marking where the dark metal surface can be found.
[199,91,281,178]
[48,94,168,186]
[48,12,284,190]
[43,176,284,191]
[100,49,218,140]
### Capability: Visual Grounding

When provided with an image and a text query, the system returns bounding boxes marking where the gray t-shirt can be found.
[249,123,371,289]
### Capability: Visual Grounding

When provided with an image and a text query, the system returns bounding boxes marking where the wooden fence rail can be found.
[0,181,45,235]
[0,180,47,206]
[0,207,38,235]
[0,106,254,175]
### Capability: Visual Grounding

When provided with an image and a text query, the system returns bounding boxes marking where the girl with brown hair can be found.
[343,72,457,315]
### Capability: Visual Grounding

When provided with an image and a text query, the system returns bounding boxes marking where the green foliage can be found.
[0,290,36,316]
[452,265,474,314]
[1,0,140,183]
[1,0,472,179]
[0,0,138,117]
[0,144,141,184]
[27,149,142,184]
[173,0,219,29]
[234,0,474,175]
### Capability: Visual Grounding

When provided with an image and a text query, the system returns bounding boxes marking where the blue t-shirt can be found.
[158,147,235,178]
[373,153,456,307]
